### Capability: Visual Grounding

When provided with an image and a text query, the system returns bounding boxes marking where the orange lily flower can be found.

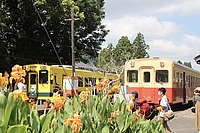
[111,111,119,118]
[64,113,82,133]
[13,90,29,102]
[50,92,64,112]
[10,65,26,84]
[111,85,120,93]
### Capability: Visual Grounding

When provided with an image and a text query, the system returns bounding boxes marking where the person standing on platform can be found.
[192,87,200,133]
[17,82,25,91]
[157,87,172,133]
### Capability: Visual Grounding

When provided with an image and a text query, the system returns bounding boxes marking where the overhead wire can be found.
[4,32,71,47]
[0,53,57,64]
[32,0,68,76]
[32,0,78,96]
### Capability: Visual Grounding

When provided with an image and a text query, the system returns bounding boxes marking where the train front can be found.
[24,64,52,101]
[124,58,173,105]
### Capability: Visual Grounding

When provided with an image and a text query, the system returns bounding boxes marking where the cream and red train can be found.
[125,58,200,105]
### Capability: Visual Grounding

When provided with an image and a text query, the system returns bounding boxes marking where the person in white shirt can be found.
[17,82,25,91]
[158,87,171,133]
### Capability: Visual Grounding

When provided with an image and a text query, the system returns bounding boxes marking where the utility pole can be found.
[71,8,75,77]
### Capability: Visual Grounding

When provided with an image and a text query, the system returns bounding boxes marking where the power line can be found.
[0,53,57,64]
[4,32,71,47]
[32,0,67,76]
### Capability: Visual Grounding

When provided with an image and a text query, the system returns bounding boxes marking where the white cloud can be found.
[103,0,200,70]
[103,16,181,47]
[105,0,200,18]
[148,37,200,70]
[154,0,200,15]
[148,39,194,59]
[182,34,200,46]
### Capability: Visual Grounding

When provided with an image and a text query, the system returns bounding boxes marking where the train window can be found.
[186,76,189,87]
[109,79,113,86]
[180,73,183,88]
[39,70,48,84]
[144,72,150,82]
[85,77,89,87]
[127,70,138,82]
[192,76,194,87]
[90,78,96,86]
[30,74,36,84]
[50,74,54,84]
[188,76,191,87]
[156,70,168,83]
[54,76,56,84]
[197,78,200,86]
[85,77,96,87]
[176,72,179,88]
[99,78,103,82]
[78,76,83,87]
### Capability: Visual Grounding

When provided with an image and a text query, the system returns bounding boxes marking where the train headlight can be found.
[131,62,135,68]
[160,62,165,67]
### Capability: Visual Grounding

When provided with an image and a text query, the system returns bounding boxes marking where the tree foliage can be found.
[0,0,108,72]
[133,32,149,59]
[177,60,192,68]
[98,33,149,73]
[177,60,182,64]
[183,62,192,68]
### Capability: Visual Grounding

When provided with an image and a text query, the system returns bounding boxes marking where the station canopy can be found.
[194,55,200,64]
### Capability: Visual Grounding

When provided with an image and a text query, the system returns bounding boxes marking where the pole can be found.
[71,8,75,77]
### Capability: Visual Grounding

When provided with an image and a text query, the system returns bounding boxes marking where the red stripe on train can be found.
[128,87,194,104]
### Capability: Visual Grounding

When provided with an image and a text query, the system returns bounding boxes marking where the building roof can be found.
[194,55,200,64]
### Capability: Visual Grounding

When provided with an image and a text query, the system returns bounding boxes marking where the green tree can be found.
[114,36,133,66]
[0,0,17,72]
[97,43,114,71]
[184,62,192,68]
[177,60,183,64]
[0,0,108,72]
[98,33,149,73]
[177,60,192,68]
[133,32,149,58]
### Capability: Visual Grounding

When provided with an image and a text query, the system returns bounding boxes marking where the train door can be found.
[139,67,155,102]
[27,71,38,98]
[183,72,186,103]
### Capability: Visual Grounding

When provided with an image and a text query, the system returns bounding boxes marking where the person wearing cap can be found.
[192,87,200,133]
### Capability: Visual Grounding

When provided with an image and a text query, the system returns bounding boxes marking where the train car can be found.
[24,64,119,100]
[125,58,200,105]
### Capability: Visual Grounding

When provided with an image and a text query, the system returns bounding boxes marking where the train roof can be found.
[173,61,200,74]
[25,64,116,74]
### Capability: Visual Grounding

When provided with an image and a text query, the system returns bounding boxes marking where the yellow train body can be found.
[24,64,119,100]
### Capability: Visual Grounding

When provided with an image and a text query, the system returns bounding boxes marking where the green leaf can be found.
[64,99,73,114]
[138,120,150,126]
[123,114,134,132]
[102,125,109,133]
[55,124,66,133]
[9,100,18,125]
[40,110,54,133]
[30,110,40,133]
[0,93,6,124]
[7,125,27,133]
[116,114,125,132]
[0,92,14,133]
[73,97,81,112]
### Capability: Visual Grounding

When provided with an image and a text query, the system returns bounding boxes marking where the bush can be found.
[0,91,163,133]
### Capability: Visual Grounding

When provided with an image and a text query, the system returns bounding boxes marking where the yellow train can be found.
[24,64,119,100]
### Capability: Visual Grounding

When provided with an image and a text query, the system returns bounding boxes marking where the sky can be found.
[102,0,200,70]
